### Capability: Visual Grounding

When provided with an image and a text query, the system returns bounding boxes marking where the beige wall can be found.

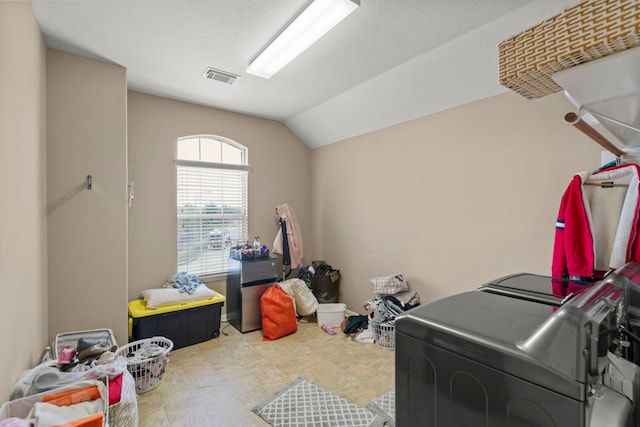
[0,2,47,402]
[47,49,128,343]
[310,91,604,312]
[127,92,311,302]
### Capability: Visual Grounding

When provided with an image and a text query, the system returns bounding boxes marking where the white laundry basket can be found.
[373,322,395,350]
[115,336,173,394]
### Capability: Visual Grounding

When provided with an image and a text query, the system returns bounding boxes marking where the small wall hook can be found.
[87,175,92,190]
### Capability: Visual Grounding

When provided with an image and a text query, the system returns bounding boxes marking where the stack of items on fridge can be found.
[363,274,420,350]
[0,329,138,427]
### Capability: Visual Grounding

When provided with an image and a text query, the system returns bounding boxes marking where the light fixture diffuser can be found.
[247,0,359,79]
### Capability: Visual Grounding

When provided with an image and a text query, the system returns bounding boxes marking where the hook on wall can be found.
[87,175,92,190]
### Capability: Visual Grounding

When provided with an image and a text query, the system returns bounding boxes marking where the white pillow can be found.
[141,286,215,309]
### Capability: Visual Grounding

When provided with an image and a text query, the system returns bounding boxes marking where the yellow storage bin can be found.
[128,292,225,350]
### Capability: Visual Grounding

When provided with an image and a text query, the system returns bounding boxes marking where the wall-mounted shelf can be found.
[498,0,640,153]
[553,46,640,149]
[498,0,640,101]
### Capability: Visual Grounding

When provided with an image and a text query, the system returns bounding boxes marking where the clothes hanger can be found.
[584,159,629,187]
[583,181,628,187]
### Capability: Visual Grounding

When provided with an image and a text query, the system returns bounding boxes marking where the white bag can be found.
[291,279,318,316]
[109,369,138,427]
[280,279,318,316]
[277,280,298,314]
[371,274,409,295]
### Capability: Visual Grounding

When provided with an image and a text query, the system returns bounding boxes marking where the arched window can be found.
[176,135,249,277]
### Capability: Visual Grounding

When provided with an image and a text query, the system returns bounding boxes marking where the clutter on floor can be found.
[278,278,318,317]
[321,324,337,335]
[316,302,346,329]
[341,315,373,344]
[115,336,173,394]
[260,284,298,341]
[1,329,138,427]
[340,274,420,350]
[1,380,108,427]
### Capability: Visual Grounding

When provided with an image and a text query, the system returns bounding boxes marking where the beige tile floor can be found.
[136,318,395,427]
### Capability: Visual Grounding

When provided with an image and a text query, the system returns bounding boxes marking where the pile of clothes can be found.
[4,335,138,427]
[365,290,420,328]
[341,274,420,344]
[168,271,204,294]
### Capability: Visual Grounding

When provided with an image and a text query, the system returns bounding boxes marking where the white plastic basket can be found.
[373,322,395,350]
[115,336,173,394]
[42,328,118,362]
[316,303,346,328]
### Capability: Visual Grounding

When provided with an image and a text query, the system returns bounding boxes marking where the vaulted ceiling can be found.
[31,0,581,148]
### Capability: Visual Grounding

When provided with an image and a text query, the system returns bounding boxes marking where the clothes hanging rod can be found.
[583,182,628,187]
[564,112,625,159]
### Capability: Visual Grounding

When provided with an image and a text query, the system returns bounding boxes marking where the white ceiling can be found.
[31,0,581,148]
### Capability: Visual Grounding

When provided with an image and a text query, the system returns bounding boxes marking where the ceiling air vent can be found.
[202,67,239,85]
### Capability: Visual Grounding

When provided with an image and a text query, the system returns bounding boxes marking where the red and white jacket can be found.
[552,163,640,284]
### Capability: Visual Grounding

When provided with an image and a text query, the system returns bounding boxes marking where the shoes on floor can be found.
[321,324,337,335]
[58,345,76,364]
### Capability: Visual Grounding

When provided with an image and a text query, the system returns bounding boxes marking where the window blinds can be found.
[176,161,248,277]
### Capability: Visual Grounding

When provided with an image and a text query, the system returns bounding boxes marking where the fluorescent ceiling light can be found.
[247,0,360,79]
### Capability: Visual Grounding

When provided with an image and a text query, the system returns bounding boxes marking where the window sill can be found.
[200,273,228,283]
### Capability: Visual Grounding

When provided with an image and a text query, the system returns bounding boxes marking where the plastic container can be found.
[0,379,109,426]
[43,328,118,361]
[115,336,174,394]
[373,322,395,350]
[127,293,225,349]
[316,303,346,328]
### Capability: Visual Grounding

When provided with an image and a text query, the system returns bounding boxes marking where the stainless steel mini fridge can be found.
[227,257,279,333]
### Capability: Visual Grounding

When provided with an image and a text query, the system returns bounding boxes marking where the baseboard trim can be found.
[221,310,356,324]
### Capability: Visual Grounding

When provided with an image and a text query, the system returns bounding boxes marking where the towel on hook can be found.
[273,203,304,269]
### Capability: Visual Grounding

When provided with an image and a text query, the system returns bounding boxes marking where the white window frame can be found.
[176,135,249,280]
